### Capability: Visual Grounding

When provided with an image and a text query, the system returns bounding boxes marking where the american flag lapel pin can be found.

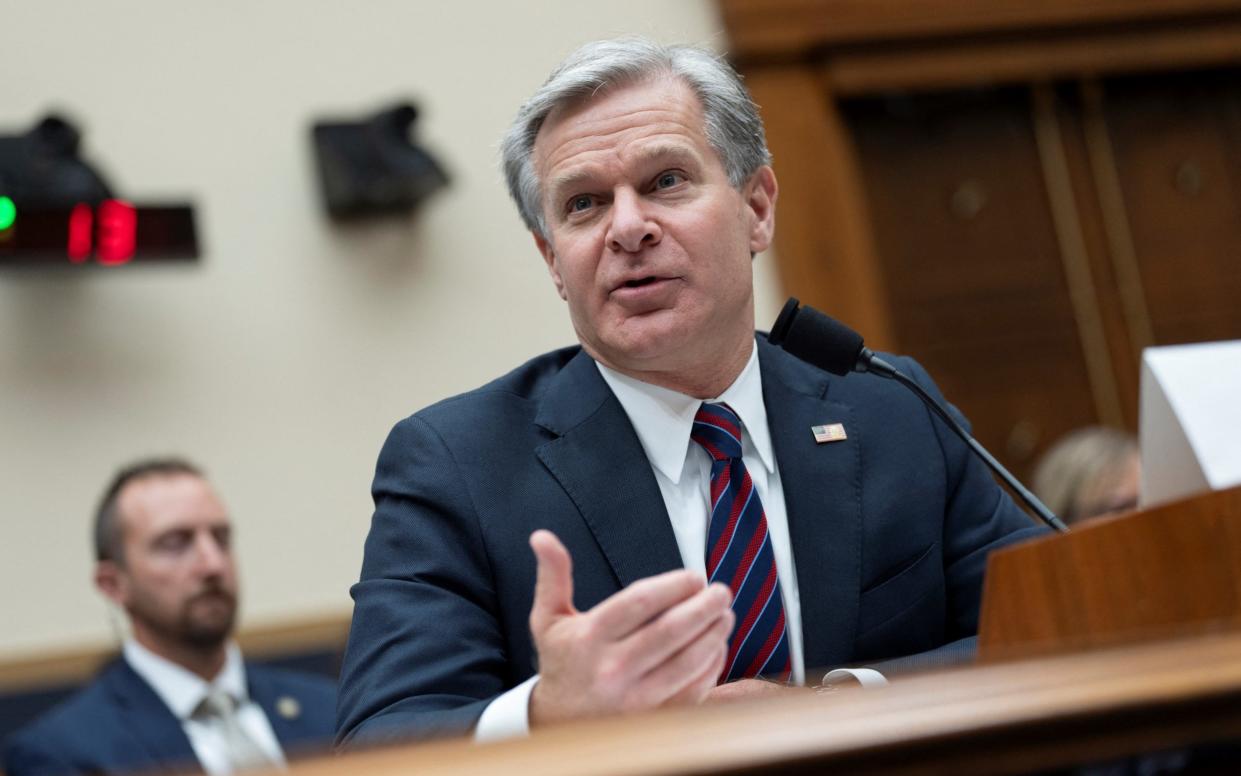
[811,423,847,444]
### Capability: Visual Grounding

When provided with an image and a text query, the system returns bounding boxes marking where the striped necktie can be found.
[691,402,791,683]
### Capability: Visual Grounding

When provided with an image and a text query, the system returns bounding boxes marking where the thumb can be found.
[529,529,575,633]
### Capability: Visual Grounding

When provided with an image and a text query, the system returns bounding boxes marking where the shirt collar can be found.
[123,639,248,720]
[595,338,775,485]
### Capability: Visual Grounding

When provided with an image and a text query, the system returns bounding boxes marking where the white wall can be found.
[0,0,787,658]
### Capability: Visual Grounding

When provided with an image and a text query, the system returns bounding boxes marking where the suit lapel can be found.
[103,659,201,771]
[531,343,865,669]
[535,350,684,589]
[248,667,307,747]
[758,339,863,671]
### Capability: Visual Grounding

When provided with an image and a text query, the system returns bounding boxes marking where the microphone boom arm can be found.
[863,351,1069,533]
[771,297,1069,533]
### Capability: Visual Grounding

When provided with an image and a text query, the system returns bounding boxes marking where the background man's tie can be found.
[691,402,792,683]
[193,688,279,772]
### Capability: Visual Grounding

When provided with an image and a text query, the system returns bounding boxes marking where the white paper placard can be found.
[1140,340,1241,507]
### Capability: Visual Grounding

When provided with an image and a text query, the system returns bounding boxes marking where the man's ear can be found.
[744,166,778,255]
[533,231,568,301]
[95,560,128,608]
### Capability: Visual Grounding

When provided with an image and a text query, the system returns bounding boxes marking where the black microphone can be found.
[769,297,1069,533]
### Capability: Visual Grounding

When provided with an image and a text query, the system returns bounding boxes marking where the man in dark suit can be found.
[336,38,1046,746]
[3,459,336,775]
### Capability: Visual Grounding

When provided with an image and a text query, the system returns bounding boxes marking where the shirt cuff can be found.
[473,675,540,742]
[821,667,889,688]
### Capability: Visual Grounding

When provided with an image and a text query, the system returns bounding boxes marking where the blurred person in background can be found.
[2,458,336,776]
[1032,427,1141,525]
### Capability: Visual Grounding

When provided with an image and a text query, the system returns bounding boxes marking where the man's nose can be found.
[606,188,661,253]
[193,533,230,575]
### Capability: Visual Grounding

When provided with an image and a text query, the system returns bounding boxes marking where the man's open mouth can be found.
[619,276,662,290]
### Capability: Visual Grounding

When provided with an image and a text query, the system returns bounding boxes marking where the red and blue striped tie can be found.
[691,402,791,683]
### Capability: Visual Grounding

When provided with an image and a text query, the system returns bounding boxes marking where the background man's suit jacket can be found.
[2,657,336,775]
[336,337,1046,744]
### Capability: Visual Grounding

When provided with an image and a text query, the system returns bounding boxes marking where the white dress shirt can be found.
[475,339,882,742]
[595,341,807,686]
[123,640,287,775]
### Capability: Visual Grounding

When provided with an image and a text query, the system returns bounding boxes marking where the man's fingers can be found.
[618,582,733,678]
[529,530,575,632]
[633,607,735,708]
[659,624,732,707]
[589,568,708,640]
[706,677,805,704]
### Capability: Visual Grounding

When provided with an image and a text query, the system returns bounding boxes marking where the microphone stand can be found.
[861,350,1068,533]
[772,298,1069,534]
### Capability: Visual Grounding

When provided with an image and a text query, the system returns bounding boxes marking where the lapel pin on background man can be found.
[336,37,1046,747]
[2,459,337,776]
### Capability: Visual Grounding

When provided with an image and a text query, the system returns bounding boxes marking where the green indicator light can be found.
[0,197,15,231]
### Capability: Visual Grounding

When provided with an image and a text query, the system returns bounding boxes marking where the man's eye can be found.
[568,195,593,213]
[156,533,191,552]
[214,528,232,551]
[655,172,684,189]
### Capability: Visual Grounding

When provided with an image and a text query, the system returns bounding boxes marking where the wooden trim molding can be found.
[0,611,351,693]
[823,16,1241,97]
[745,65,896,349]
[721,0,1241,60]
[1031,84,1125,428]
[1078,79,1158,359]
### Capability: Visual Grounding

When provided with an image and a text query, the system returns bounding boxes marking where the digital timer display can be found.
[0,199,198,267]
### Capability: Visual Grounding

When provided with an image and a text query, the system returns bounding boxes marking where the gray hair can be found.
[500,37,771,237]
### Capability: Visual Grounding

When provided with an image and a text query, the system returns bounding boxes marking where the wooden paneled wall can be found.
[723,0,1241,477]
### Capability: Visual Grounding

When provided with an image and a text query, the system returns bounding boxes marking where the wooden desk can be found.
[299,631,1241,776]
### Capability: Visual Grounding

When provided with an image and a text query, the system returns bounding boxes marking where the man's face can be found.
[532,76,777,388]
[97,473,239,651]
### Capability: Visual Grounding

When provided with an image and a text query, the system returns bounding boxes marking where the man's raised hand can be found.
[527,530,734,726]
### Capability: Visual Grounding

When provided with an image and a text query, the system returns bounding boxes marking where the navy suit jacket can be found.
[2,657,336,776]
[336,338,1046,744]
